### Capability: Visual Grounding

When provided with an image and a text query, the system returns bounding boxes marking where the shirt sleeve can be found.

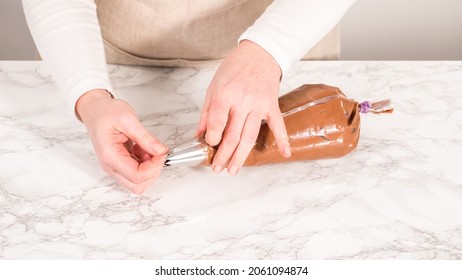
[239,0,356,78]
[22,0,113,113]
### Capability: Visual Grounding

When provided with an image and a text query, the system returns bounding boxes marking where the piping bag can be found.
[164,84,392,167]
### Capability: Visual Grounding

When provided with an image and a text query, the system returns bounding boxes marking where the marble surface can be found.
[1,61,462,259]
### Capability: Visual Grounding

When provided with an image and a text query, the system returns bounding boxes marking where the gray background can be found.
[1,0,461,60]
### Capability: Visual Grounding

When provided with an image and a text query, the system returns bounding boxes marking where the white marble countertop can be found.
[1,61,461,259]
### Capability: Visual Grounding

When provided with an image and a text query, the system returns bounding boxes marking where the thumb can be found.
[195,93,212,137]
[195,107,208,137]
[120,115,168,156]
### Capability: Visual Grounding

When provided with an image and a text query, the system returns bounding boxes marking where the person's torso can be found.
[94,0,339,66]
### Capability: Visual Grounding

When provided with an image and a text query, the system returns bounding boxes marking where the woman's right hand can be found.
[76,89,168,194]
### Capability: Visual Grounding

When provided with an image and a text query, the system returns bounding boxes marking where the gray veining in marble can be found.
[1,61,462,259]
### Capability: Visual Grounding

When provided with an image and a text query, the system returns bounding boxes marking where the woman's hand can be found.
[76,89,168,194]
[197,40,291,176]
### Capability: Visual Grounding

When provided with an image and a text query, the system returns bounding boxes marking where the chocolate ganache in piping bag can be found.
[164,84,392,167]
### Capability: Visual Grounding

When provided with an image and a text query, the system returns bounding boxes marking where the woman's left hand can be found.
[197,40,291,176]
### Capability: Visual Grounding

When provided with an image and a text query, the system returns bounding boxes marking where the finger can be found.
[124,140,134,154]
[119,116,168,156]
[124,140,141,160]
[227,111,262,176]
[100,162,148,193]
[111,169,156,194]
[133,144,152,162]
[211,107,248,173]
[267,108,291,158]
[205,98,230,146]
[105,144,166,185]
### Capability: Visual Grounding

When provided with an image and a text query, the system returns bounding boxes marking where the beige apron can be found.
[94,0,340,67]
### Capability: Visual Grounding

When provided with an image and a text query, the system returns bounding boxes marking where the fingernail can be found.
[155,145,168,155]
[228,165,239,176]
[283,146,291,158]
[205,134,219,146]
[213,165,223,173]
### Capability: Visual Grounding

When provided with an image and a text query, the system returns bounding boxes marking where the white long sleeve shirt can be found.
[22,0,355,112]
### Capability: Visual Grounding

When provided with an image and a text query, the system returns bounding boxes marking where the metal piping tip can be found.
[163,137,209,167]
